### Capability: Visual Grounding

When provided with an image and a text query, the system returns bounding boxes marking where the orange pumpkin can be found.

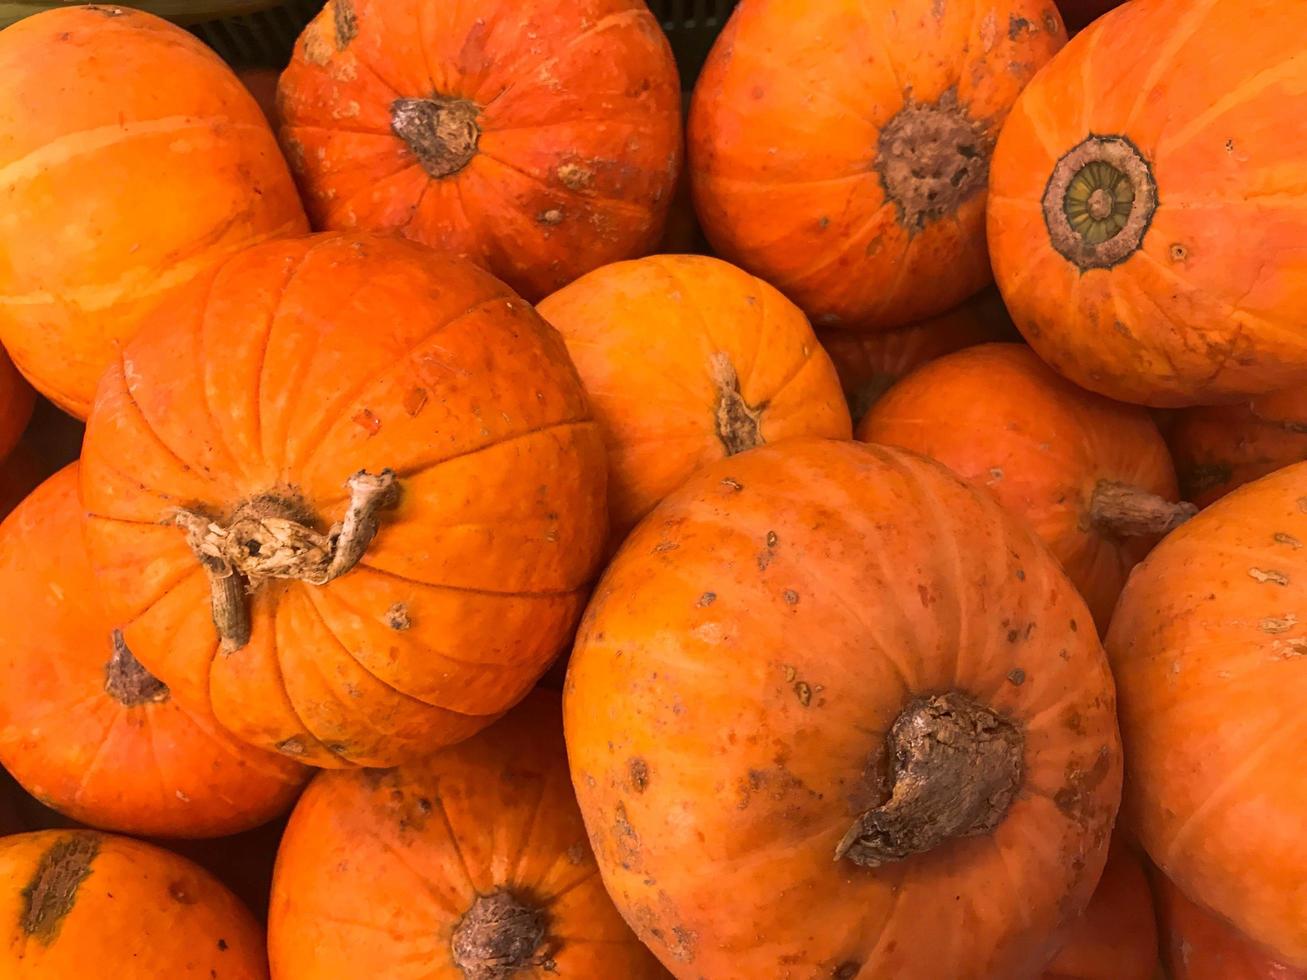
[565,439,1122,978]
[1107,461,1307,966]
[79,232,607,769]
[859,344,1191,630]
[0,829,267,978]
[1157,874,1306,980]
[0,346,33,462]
[0,465,308,838]
[1042,842,1158,980]
[1168,388,1307,507]
[278,0,682,303]
[821,287,1017,422]
[990,0,1307,407]
[537,254,851,541]
[688,0,1064,332]
[269,691,665,979]
[0,6,307,418]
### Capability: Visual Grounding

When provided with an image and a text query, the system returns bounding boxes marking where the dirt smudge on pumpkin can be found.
[612,802,641,870]
[21,834,99,944]
[834,963,862,979]
[628,757,650,793]
[1008,15,1033,38]
[104,630,170,706]
[276,737,307,757]
[1249,567,1290,586]
[333,0,358,48]
[1053,747,1113,825]
[556,163,594,192]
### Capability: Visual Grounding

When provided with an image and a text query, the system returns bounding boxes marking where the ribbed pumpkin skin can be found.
[0,465,308,838]
[537,254,851,541]
[79,233,608,769]
[0,830,267,978]
[1157,875,1307,980]
[689,0,1064,332]
[1168,389,1307,507]
[0,7,307,418]
[0,346,32,462]
[565,439,1121,979]
[268,692,666,979]
[859,344,1182,630]
[990,0,1307,407]
[1107,462,1307,967]
[278,0,682,303]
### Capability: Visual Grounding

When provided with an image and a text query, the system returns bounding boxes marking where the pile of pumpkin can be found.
[0,0,1303,977]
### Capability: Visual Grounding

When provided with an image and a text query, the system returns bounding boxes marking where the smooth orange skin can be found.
[0,7,307,418]
[0,346,33,462]
[990,0,1307,407]
[821,287,1018,422]
[1107,462,1307,966]
[859,343,1181,631]
[268,691,666,979]
[689,0,1064,332]
[1168,388,1307,507]
[80,232,607,769]
[1042,842,1159,980]
[0,830,267,978]
[538,254,851,541]
[565,439,1122,979]
[0,465,308,838]
[1157,874,1307,980]
[278,0,682,303]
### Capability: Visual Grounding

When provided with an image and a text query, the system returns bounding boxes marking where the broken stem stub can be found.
[1089,479,1197,537]
[451,890,551,980]
[105,629,169,707]
[836,691,1023,868]
[173,469,398,653]
[711,352,765,456]
[391,97,481,179]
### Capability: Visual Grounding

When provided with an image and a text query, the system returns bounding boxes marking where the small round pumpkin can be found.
[990,0,1307,406]
[79,232,607,769]
[859,344,1192,630]
[688,0,1064,332]
[1107,461,1307,966]
[565,439,1122,978]
[0,830,267,978]
[0,464,308,838]
[537,254,851,540]
[269,690,665,979]
[278,0,682,302]
[0,346,33,463]
[820,287,1017,422]
[0,6,307,417]
[1168,389,1307,507]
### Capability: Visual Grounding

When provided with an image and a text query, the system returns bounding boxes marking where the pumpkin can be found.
[79,232,607,769]
[820,287,1017,422]
[1157,874,1306,980]
[990,0,1307,407]
[0,829,267,978]
[0,346,32,462]
[688,0,1064,332]
[537,254,851,541]
[1042,841,1158,980]
[565,439,1122,978]
[0,6,307,418]
[0,464,308,838]
[1168,389,1307,507]
[268,690,665,979]
[1107,460,1307,966]
[277,0,682,303]
[859,343,1192,630]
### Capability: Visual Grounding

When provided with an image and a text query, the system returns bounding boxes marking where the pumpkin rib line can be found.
[506,761,557,888]
[473,150,653,219]
[427,789,481,895]
[261,614,338,764]
[699,169,877,194]
[541,865,600,908]
[1123,0,1215,131]
[165,690,303,787]
[192,271,249,484]
[68,707,126,810]
[354,558,588,602]
[365,819,469,914]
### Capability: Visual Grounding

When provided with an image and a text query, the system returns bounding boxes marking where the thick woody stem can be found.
[1089,480,1197,537]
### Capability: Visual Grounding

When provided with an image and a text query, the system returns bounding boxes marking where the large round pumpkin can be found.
[0,346,33,462]
[859,343,1192,630]
[537,254,851,540]
[0,465,308,838]
[990,0,1307,406]
[277,0,682,303]
[269,690,665,979]
[1107,461,1307,966]
[688,0,1064,332]
[0,829,267,978]
[565,439,1122,978]
[79,232,608,769]
[0,6,307,418]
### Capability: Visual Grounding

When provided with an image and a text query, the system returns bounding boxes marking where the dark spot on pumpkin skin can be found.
[217,939,228,952]
[1069,619,1079,633]
[629,758,649,793]
[1008,15,1033,38]
[783,590,799,605]
[333,0,358,48]
[1007,628,1020,643]
[1054,747,1113,824]
[1008,668,1026,686]
[835,963,861,979]
[384,602,411,630]
[697,592,716,607]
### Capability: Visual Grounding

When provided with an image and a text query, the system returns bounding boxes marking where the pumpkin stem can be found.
[104,629,169,707]
[836,692,1022,868]
[451,890,551,980]
[391,97,481,179]
[711,352,764,455]
[172,470,398,653]
[1042,135,1157,270]
[1088,480,1197,537]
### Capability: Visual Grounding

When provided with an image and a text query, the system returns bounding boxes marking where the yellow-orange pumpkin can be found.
[79,232,607,769]
[566,439,1121,978]
[538,254,851,541]
[0,6,307,417]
